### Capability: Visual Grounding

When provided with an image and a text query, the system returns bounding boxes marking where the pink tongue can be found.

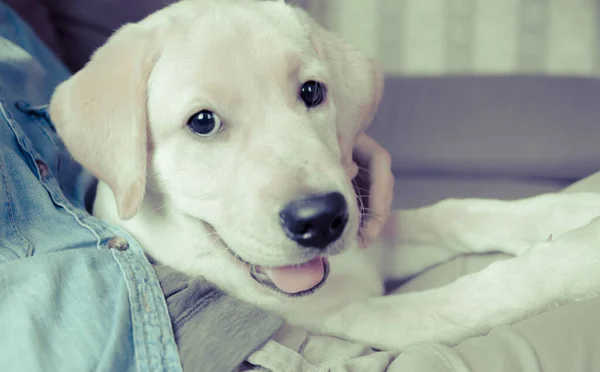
[263,257,325,294]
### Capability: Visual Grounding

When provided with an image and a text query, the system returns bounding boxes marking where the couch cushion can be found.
[369,76,600,182]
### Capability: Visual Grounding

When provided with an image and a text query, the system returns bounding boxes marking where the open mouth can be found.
[203,221,332,297]
[249,256,330,297]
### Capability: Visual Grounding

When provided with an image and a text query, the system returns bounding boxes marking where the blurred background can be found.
[299,0,600,208]
[305,0,598,76]
[6,0,600,208]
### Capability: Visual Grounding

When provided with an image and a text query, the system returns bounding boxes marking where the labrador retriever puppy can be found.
[50,0,600,351]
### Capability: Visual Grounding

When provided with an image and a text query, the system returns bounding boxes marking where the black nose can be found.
[279,192,349,249]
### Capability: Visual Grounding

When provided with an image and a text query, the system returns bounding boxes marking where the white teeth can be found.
[250,265,269,281]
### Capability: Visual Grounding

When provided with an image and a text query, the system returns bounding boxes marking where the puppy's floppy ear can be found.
[50,24,160,220]
[299,9,384,165]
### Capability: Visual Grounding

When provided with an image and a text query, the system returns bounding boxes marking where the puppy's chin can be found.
[197,213,358,296]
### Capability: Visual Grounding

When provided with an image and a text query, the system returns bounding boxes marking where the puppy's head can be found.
[50,0,383,296]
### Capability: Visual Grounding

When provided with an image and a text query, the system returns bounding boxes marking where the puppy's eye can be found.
[187,110,223,137]
[300,80,327,108]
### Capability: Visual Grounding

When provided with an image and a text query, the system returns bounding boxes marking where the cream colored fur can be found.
[50,0,600,352]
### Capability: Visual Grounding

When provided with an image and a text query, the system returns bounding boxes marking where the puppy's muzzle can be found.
[279,192,349,249]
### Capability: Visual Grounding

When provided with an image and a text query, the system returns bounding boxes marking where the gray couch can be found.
[373,76,600,209]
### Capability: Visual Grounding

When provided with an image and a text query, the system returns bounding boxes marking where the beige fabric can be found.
[387,295,600,372]
[245,172,600,372]
[305,0,600,77]
[246,325,396,371]
[243,255,509,372]
[246,256,600,372]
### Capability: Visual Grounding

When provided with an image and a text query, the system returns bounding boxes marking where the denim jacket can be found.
[0,4,182,371]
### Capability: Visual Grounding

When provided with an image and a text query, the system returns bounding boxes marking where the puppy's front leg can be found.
[380,192,600,280]
[323,216,600,351]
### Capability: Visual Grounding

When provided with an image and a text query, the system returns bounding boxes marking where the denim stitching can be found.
[0,151,33,258]
[102,227,182,372]
[6,101,98,225]
[14,102,60,150]
[0,102,34,258]
[31,115,60,150]
[112,247,151,372]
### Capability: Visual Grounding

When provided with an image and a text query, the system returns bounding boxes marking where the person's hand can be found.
[349,133,394,248]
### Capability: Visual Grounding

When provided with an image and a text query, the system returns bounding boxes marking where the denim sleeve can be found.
[154,265,284,372]
[0,3,181,371]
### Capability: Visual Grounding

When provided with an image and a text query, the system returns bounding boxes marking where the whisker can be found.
[352,179,366,212]
[359,207,380,213]
[361,213,386,223]
[155,202,171,212]
[355,165,372,175]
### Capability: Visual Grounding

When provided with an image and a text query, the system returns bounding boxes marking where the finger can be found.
[358,219,373,248]
[354,133,393,215]
[359,233,370,249]
[369,153,394,214]
[353,133,387,166]
[360,201,392,249]
[361,210,391,248]
[354,134,393,203]
[346,161,359,179]
[352,133,394,247]
[366,142,394,226]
